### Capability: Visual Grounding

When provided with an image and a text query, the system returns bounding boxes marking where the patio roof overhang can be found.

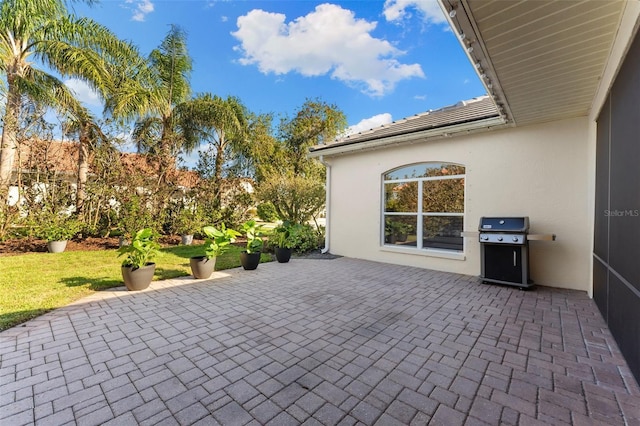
[310,0,638,159]
[441,0,630,127]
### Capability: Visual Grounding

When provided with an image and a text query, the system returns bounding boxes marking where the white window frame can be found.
[381,163,465,254]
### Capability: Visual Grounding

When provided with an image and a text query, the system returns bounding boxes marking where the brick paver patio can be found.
[1,257,639,425]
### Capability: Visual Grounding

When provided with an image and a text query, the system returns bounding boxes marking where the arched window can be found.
[382,163,465,252]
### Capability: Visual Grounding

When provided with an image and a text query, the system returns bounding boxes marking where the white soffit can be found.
[443,0,626,126]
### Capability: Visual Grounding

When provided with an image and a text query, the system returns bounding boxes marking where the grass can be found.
[0,244,272,331]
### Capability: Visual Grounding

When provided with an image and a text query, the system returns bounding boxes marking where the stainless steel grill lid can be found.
[478,217,529,232]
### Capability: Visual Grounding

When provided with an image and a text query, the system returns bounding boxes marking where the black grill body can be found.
[479,217,533,289]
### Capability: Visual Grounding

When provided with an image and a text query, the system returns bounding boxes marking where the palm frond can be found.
[18,68,82,114]
[132,116,163,154]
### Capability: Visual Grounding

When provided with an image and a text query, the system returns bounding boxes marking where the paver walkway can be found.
[1,258,639,425]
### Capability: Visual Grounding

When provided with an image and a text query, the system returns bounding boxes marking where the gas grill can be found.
[477,217,555,289]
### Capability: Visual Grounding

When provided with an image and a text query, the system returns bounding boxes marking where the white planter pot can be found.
[47,240,68,253]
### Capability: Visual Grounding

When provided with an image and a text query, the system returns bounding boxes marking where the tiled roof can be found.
[14,140,200,189]
[311,96,499,153]
[15,139,80,173]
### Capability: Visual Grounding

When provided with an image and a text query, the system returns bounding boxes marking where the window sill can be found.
[380,245,466,261]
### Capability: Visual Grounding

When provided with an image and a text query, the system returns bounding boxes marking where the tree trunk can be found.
[76,126,90,218]
[213,139,225,209]
[0,80,21,201]
[158,125,176,188]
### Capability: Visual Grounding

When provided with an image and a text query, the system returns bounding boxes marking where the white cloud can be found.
[345,113,393,136]
[64,78,101,107]
[232,4,424,97]
[130,0,154,22]
[383,0,447,25]
[414,94,427,100]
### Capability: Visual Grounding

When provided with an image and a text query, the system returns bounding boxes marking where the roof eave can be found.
[309,116,508,158]
[439,0,514,125]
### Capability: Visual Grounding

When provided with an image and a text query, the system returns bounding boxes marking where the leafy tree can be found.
[278,98,347,177]
[256,99,346,228]
[0,0,142,202]
[231,112,283,182]
[258,175,325,225]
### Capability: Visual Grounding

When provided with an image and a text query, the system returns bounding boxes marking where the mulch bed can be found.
[0,235,196,256]
[0,237,340,260]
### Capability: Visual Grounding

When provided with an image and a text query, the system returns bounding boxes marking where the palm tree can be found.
[0,0,143,202]
[185,94,248,196]
[127,25,196,187]
[62,107,109,218]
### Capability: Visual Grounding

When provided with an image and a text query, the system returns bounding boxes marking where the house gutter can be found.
[319,155,331,254]
[309,116,507,158]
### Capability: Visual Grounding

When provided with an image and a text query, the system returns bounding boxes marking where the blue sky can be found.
[67,0,486,165]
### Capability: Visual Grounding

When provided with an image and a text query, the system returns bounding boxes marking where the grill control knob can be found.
[513,236,519,242]
[481,236,488,241]
[497,236,503,241]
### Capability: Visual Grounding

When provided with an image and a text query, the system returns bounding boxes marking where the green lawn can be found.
[0,244,272,331]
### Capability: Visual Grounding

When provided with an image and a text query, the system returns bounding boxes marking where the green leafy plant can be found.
[287,224,324,253]
[273,221,300,249]
[175,208,205,235]
[241,220,265,254]
[202,224,241,259]
[256,202,279,222]
[117,228,161,269]
[386,220,410,237]
[117,196,155,239]
[38,216,82,242]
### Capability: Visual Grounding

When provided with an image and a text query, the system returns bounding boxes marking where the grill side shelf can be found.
[527,234,556,241]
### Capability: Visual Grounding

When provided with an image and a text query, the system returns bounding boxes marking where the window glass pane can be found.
[384,163,465,180]
[384,216,417,246]
[422,216,463,251]
[384,182,418,212]
[423,178,464,213]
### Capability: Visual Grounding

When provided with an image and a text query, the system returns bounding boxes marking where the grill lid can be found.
[479,217,529,233]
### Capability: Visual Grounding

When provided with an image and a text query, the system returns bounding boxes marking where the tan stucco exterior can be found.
[324,117,591,291]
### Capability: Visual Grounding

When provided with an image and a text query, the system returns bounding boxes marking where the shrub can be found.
[174,208,205,235]
[257,175,325,224]
[37,214,82,242]
[288,224,324,253]
[256,202,279,222]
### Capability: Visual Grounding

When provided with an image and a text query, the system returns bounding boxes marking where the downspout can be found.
[319,155,331,254]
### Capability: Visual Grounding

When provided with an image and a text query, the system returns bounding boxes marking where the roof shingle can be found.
[311,95,500,154]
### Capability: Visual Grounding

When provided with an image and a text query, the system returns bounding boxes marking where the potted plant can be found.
[384,220,397,244]
[190,224,240,279]
[39,216,82,253]
[117,228,160,291]
[175,208,204,245]
[385,220,410,244]
[273,221,299,263]
[240,220,264,270]
[394,222,410,242]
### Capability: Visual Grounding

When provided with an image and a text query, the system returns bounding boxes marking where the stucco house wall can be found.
[325,116,590,291]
